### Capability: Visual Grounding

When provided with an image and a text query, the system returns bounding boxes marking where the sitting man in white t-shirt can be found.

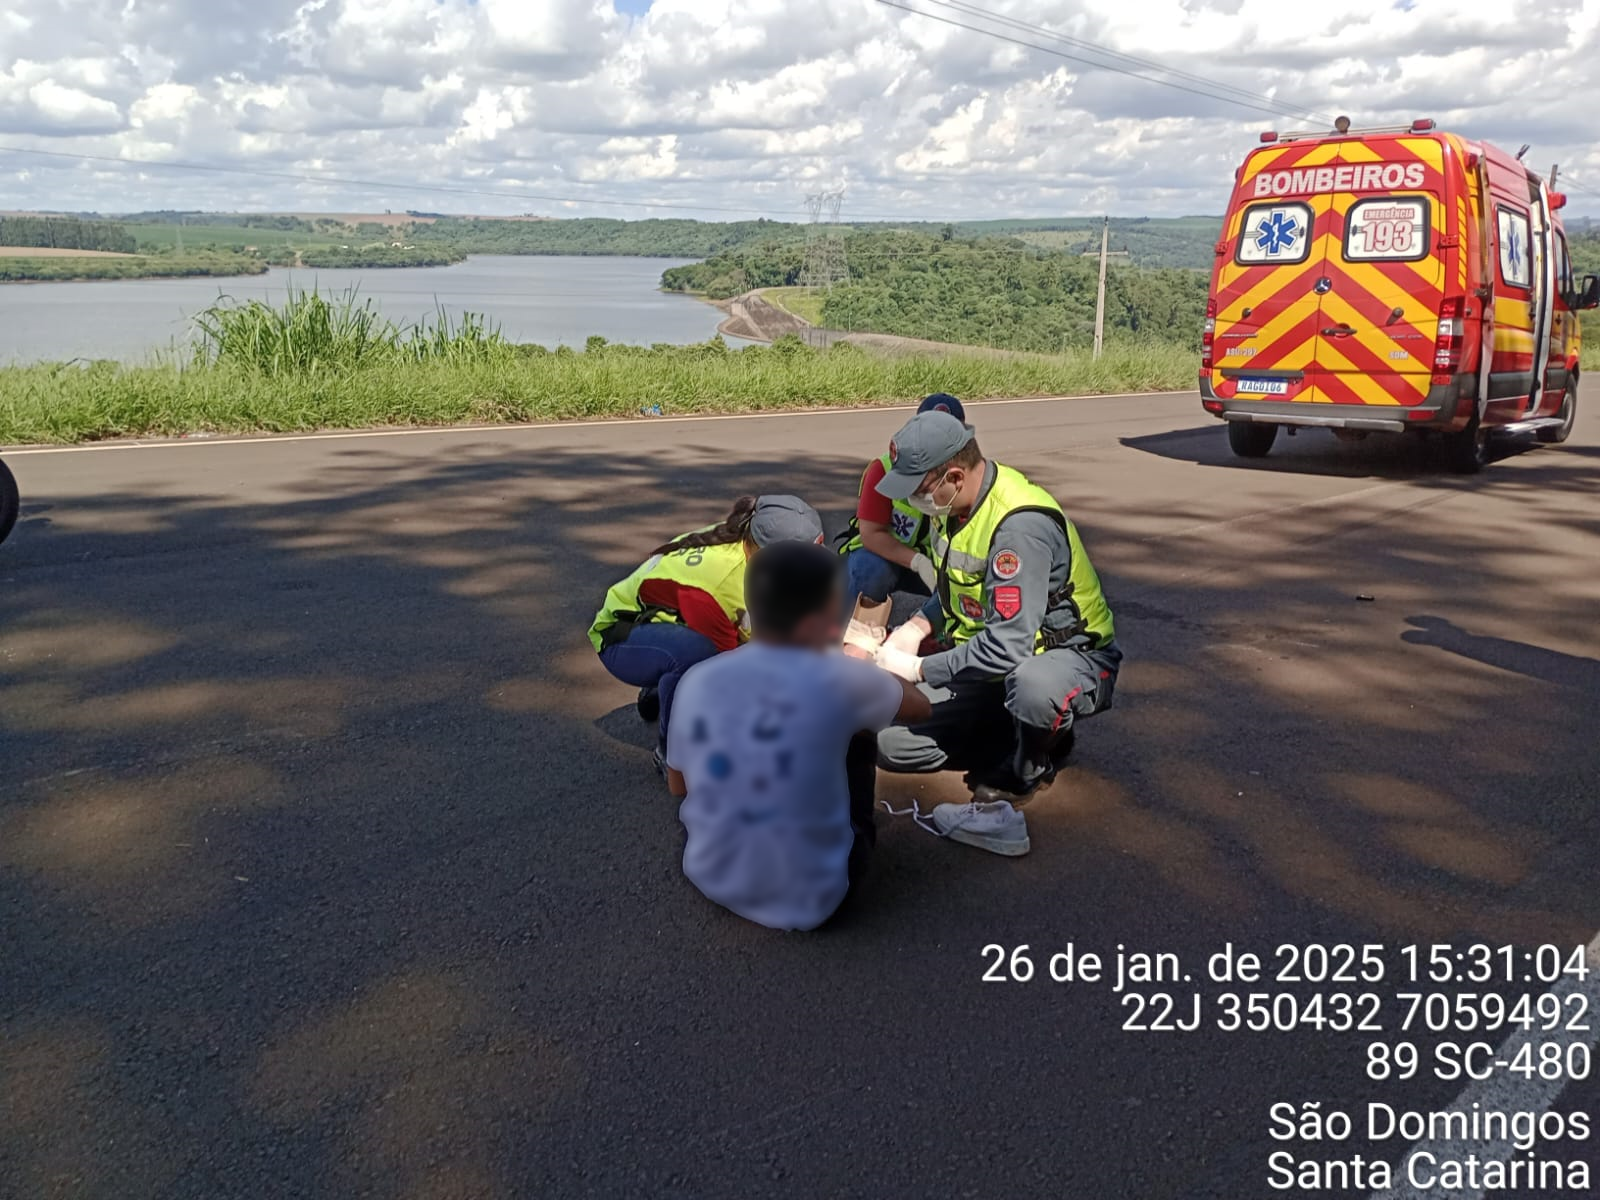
[666,541,932,930]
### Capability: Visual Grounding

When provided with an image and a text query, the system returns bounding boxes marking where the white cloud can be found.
[0,0,1596,219]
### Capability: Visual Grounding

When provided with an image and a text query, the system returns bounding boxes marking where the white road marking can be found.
[2,389,1191,456]
[1370,930,1600,1200]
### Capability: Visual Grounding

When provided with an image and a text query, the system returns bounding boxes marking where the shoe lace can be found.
[879,798,975,838]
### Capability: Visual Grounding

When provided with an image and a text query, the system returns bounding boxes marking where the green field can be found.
[125,222,323,251]
[762,288,827,325]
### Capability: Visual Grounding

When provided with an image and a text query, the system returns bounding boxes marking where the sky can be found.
[1,0,1597,222]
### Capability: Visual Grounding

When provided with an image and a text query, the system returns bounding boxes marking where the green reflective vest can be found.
[587,535,749,652]
[838,454,929,556]
[931,463,1115,652]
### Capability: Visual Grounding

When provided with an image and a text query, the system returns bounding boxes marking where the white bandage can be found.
[874,643,923,682]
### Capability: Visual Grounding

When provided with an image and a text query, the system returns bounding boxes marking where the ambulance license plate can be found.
[1235,378,1289,395]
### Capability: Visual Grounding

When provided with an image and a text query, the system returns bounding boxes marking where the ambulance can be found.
[1201,118,1598,471]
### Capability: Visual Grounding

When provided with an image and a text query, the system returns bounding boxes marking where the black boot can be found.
[636,687,660,723]
[971,724,1075,806]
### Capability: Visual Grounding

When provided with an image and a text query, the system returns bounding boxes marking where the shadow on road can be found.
[1402,615,1600,690]
[2,424,1598,1197]
[1122,421,1550,478]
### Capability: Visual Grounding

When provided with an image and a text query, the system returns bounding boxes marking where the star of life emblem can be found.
[1255,209,1301,256]
[891,510,918,542]
[1504,223,1524,277]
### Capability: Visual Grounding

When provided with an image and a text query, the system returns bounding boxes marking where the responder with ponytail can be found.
[588,494,825,768]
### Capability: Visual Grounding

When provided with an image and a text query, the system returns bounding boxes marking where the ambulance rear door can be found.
[1210,180,1332,404]
[1314,142,1452,410]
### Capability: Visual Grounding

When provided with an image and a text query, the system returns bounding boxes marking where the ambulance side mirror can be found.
[1578,275,1600,311]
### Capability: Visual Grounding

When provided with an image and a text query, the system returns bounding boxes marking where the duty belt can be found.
[597,604,680,650]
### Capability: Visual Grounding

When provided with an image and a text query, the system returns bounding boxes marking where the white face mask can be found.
[908,471,957,518]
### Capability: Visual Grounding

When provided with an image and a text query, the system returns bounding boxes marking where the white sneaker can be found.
[932,801,1031,857]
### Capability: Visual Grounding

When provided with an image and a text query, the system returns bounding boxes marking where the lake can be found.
[0,255,732,364]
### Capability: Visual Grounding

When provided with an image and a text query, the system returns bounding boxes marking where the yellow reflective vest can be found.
[931,463,1115,651]
[587,535,750,653]
[837,454,929,556]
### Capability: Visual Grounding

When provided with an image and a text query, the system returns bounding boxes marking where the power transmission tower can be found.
[799,188,849,295]
[1080,216,1129,358]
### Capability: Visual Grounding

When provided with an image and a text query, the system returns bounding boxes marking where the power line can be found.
[1555,170,1600,200]
[875,0,1332,124]
[918,0,1329,124]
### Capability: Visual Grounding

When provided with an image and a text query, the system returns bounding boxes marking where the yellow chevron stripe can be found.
[1219,227,1341,315]
[1248,145,1296,172]
[1226,288,1321,365]
[1315,341,1414,405]
[1334,141,1383,165]
[1325,368,1415,407]
[1395,137,1445,168]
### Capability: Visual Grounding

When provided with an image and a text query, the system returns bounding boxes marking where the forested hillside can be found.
[407,217,802,258]
[662,230,1210,352]
[0,216,136,253]
[958,217,1222,269]
[405,215,1223,267]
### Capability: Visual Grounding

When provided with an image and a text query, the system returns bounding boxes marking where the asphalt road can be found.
[3,393,1597,1199]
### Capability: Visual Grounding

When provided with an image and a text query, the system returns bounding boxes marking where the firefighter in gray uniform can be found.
[870,411,1122,802]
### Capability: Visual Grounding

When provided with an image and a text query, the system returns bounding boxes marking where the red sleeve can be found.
[638,578,743,652]
[856,458,894,526]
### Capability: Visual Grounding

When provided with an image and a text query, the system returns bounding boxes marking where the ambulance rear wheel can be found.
[1227,421,1278,459]
[1537,385,1576,444]
[1446,411,1489,474]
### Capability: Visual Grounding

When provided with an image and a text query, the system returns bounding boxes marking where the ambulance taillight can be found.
[1432,297,1464,383]
[1201,299,1217,371]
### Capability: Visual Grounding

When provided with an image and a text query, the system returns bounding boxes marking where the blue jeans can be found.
[597,622,718,747]
[843,547,928,611]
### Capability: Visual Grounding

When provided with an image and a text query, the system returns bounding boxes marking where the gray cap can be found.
[876,411,974,499]
[750,494,824,547]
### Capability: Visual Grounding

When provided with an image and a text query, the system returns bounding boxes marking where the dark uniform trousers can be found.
[877,642,1122,775]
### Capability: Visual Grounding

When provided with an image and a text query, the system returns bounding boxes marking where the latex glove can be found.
[885,618,929,655]
[908,552,938,591]
[874,643,924,682]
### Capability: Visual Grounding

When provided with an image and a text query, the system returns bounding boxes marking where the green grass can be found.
[763,287,827,325]
[191,289,506,373]
[0,329,1197,446]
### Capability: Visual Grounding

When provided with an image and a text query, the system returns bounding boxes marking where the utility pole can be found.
[1080,217,1129,359]
[1093,217,1110,358]
[1550,164,1560,190]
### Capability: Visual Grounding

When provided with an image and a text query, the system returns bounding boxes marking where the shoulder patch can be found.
[992,550,1021,579]
[992,585,1022,620]
[959,595,984,620]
